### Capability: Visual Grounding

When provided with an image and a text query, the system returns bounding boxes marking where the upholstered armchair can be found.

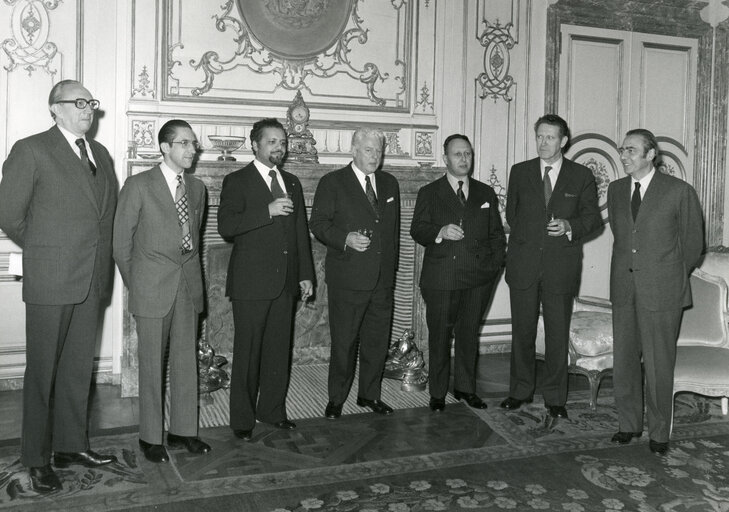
[535,297,613,410]
[672,253,729,419]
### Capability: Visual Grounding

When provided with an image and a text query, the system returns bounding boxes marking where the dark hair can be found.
[158,119,193,154]
[534,114,571,145]
[625,128,659,161]
[48,79,83,119]
[250,118,286,149]
[443,134,471,154]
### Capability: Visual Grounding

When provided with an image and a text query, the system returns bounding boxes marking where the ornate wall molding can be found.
[2,0,60,76]
[477,20,516,102]
[160,0,414,110]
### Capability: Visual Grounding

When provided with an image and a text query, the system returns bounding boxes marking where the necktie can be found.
[75,138,97,176]
[543,166,553,205]
[365,175,378,215]
[269,169,286,199]
[175,175,192,254]
[457,180,466,206]
[631,182,641,221]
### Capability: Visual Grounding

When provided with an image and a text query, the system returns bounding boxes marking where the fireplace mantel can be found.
[121,158,442,397]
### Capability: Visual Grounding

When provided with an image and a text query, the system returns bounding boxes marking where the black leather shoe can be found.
[273,419,296,430]
[54,449,117,468]
[138,439,169,463]
[649,439,669,455]
[500,396,533,410]
[611,431,643,444]
[547,405,568,419]
[325,402,343,419]
[233,429,253,441]
[453,390,487,409]
[429,397,446,412]
[28,465,62,493]
[167,433,211,454]
[356,397,394,415]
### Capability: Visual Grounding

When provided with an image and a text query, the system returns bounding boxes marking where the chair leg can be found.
[722,397,728,416]
[587,372,600,411]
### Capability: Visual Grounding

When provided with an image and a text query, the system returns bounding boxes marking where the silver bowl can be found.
[208,135,246,161]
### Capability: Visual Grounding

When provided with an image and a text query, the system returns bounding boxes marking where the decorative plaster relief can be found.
[163,0,411,109]
[486,165,507,212]
[2,0,60,76]
[385,131,405,156]
[415,81,434,113]
[132,119,157,151]
[414,131,433,158]
[477,20,515,102]
[132,65,155,98]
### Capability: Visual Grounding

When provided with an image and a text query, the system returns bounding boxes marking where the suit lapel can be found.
[48,126,101,216]
[551,159,571,203]
[345,166,377,218]
[150,166,179,226]
[435,176,466,216]
[637,171,665,224]
[528,159,545,207]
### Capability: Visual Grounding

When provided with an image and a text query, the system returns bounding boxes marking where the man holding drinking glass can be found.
[411,134,506,411]
[502,114,601,419]
[218,118,314,441]
[310,128,400,419]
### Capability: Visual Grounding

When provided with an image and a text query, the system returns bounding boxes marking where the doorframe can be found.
[545,0,729,247]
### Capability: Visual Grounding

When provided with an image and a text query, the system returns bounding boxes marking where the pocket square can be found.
[481,202,490,209]
[565,193,577,198]
[387,197,395,203]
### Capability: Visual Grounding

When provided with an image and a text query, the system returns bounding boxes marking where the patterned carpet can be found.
[1,391,727,511]
[197,363,456,427]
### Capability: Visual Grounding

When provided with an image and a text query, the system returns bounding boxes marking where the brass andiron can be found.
[198,339,230,403]
[383,329,428,391]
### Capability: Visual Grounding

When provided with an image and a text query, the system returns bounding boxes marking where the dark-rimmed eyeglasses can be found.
[169,140,200,149]
[55,98,101,110]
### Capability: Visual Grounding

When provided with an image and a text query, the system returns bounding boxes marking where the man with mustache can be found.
[114,120,210,463]
[218,118,314,440]
[0,80,118,493]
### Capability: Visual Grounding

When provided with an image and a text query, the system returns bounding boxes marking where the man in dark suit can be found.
[0,80,118,492]
[502,114,601,419]
[608,129,703,455]
[411,134,506,412]
[114,120,210,463]
[310,128,400,419]
[218,118,314,440]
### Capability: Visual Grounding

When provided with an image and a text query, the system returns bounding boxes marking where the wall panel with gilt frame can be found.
[159,0,431,112]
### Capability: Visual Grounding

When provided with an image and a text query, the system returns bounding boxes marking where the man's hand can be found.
[437,224,464,241]
[299,280,313,300]
[345,232,371,252]
[269,197,293,217]
[547,218,571,237]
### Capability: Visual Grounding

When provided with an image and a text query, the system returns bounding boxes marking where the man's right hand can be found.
[345,232,371,252]
[269,197,293,217]
[438,224,464,241]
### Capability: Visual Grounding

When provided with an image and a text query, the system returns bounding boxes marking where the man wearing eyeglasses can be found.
[0,80,118,493]
[114,119,210,463]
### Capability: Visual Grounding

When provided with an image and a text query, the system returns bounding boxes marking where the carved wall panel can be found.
[158,0,430,111]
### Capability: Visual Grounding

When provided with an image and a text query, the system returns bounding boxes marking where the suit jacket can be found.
[217,162,314,301]
[607,171,704,311]
[310,164,400,291]
[505,157,601,295]
[113,165,206,317]
[0,125,118,305]
[411,176,506,290]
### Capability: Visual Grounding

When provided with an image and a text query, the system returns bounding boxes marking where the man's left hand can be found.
[299,280,313,300]
[547,218,571,237]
